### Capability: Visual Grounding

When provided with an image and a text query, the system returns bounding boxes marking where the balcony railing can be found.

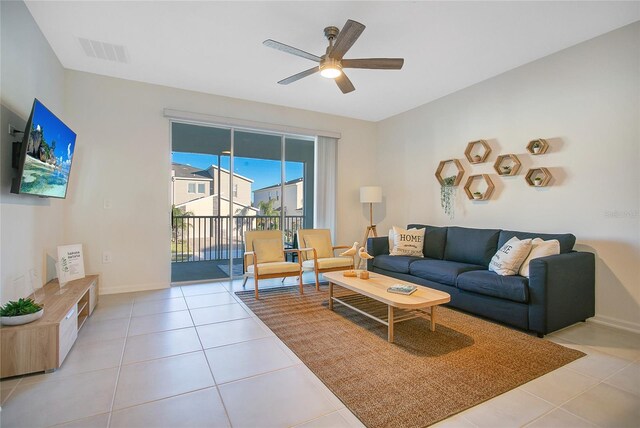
[171,215,305,262]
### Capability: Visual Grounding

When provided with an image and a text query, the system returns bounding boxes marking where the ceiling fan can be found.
[263,19,404,94]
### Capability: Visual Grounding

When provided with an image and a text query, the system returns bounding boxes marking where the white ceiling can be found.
[25,1,640,122]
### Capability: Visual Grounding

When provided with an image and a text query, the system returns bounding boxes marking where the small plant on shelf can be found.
[473,191,483,200]
[440,175,457,219]
[0,298,42,317]
[501,165,511,174]
[473,154,481,162]
[534,177,543,186]
[532,141,542,154]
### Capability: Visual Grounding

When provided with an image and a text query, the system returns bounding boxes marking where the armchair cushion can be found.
[253,238,285,263]
[302,257,352,270]
[247,262,300,276]
[303,234,333,258]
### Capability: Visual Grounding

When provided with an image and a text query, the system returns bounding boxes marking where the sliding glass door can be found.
[170,122,314,283]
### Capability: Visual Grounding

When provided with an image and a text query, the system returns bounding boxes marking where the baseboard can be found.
[590,315,640,335]
[99,282,170,295]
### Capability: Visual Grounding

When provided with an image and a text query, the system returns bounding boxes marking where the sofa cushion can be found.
[457,270,529,303]
[444,226,501,266]
[373,255,423,274]
[407,224,447,259]
[498,230,575,254]
[409,259,485,286]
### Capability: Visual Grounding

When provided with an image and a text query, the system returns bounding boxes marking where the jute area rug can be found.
[236,285,584,428]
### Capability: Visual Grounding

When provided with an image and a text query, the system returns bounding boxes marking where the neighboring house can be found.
[171,162,257,217]
[253,178,304,216]
[171,163,213,207]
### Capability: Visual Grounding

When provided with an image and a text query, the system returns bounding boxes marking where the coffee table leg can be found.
[430,306,436,332]
[329,282,334,310]
[388,305,394,343]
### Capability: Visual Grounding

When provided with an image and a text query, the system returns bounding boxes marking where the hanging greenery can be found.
[440,175,457,219]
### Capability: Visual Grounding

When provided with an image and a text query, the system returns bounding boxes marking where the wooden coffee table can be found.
[323,271,451,343]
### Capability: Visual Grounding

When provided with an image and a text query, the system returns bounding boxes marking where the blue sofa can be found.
[367,225,595,337]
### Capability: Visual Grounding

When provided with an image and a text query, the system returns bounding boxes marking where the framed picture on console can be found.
[57,244,85,285]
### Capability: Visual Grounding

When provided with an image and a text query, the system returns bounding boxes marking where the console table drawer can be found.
[58,306,78,365]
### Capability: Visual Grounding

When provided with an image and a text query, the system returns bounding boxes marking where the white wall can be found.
[0,1,66,302]
[376,23,640,331]
[63,71,378,294]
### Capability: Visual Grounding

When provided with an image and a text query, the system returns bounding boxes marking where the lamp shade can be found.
[360,186,382,203]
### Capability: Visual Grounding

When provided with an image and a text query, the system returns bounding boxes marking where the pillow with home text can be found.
[488,236,532,276]
[390,226,425,257]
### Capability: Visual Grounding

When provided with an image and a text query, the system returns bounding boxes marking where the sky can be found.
[31,99,76,164]
[172,152,304,191]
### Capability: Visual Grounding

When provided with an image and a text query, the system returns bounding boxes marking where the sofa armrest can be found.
[366,236,389,270]
[528,251,595,335]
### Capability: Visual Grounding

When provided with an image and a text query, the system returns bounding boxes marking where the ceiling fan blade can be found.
[277,67,319,85]
[342,58,404,70]
[335,72,355,94]
[329,20,366,60]
[263,39,322,62]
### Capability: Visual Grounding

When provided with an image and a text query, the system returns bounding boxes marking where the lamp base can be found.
[362,225,378,251]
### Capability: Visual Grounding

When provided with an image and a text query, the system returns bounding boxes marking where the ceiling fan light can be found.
[320,67,341,78]
[319,59,342,79]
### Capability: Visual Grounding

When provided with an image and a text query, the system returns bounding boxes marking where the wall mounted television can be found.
[11,99,76,198]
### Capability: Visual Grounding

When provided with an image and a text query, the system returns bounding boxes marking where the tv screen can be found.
[11,99,76,198]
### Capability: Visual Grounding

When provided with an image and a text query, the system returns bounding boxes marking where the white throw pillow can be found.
[252,238,285,263]
[518,238,560,277]
[390,226,425,257]
[388,227,418,252]
[488,237,533,276]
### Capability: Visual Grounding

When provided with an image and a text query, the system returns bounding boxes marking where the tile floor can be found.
[1,277,639,428]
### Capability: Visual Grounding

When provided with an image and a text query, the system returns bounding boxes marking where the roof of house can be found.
[253,177,303,192]
[171,162,253,183]
[172,163,212,180]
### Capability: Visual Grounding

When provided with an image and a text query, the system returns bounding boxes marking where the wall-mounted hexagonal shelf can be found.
[463,174,495,201]
[493,154,522,176]
[464,140,491,164]
[525,167,553,187]
[526,139,549,155]
[435,159,465,186]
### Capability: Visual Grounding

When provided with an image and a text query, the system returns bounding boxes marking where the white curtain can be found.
[315,135,338,240]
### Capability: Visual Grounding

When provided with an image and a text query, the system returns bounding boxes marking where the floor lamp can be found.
[360,186,382,249]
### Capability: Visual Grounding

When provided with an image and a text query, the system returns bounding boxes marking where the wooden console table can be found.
[0,275,99,378]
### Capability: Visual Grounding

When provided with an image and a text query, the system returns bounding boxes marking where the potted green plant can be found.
[532,141,542,154]
[440,176,457,219]
[473,154,481,162]
[0,298,44,326]
[501,165,512,174]
[472,191,483,200]
[534,177,543,186]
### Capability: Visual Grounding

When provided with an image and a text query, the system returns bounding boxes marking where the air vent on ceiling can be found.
[78,37,128,63]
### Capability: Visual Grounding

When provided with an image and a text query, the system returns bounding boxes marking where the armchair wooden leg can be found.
[242,276,248,288]
[298,273,303,295]
[254,276,259,299]
[314,269,320,290]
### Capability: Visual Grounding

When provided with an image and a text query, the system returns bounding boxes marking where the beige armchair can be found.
[243,230,302,299]
[297,229,354,289]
